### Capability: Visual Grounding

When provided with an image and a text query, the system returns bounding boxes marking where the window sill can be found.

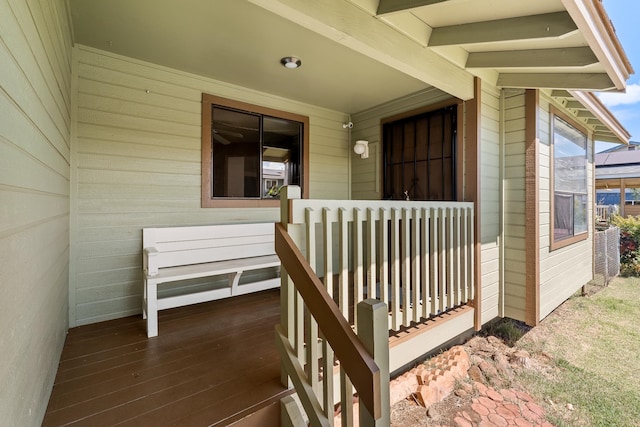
[550,231,588,251]
[201,198,281,209]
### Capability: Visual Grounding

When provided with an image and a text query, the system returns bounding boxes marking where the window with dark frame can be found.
[551,112,589,248]
[382,105,457,201]
[201,94,308,208]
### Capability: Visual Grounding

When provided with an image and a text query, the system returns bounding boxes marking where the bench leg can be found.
[146,281,159,338]
[229,271,243,295]
[142,277,148,320]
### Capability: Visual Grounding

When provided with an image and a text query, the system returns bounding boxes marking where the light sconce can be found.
[280,56,302,69]
[353,140,369,159]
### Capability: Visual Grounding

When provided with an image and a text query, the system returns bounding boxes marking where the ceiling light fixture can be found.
[280,56,302,69]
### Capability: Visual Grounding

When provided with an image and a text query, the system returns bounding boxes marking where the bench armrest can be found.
[144,247,159,276]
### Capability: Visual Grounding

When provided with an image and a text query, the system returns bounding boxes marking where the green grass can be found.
[522,358,640,426]
[515,277,640,426]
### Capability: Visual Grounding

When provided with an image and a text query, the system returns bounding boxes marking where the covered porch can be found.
[43,186,478,425]
[2,0,634,426]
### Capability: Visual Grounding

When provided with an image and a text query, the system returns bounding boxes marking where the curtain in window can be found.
[554,193,574,238]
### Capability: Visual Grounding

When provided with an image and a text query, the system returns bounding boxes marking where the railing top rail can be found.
[275,222,381,419]
[286,199,474,224]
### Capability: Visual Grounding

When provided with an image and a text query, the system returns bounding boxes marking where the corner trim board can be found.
[525,89,540,327]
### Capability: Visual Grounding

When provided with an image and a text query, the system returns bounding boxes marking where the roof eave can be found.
[561,0,633,91]
[570,90,631,144]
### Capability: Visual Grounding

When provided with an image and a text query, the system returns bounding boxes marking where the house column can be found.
[465,77,482,331]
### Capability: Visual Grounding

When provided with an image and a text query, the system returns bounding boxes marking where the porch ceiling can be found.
[68,0,430,114]
[68,0,632,116]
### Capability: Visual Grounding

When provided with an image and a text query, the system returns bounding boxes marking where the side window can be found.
[201,94,308,207]
[551,112,589,249]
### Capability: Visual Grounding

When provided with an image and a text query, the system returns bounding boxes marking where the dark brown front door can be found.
[382,105,457,201]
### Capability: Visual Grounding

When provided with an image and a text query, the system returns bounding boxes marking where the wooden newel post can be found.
[279,185,301,388]
[357,299,390,427]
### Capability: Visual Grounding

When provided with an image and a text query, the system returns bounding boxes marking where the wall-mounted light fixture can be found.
[353,140,369,159]
[280,56,302,69]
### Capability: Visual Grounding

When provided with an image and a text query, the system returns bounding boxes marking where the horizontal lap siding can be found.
[502,89,527,321]
[71,46,349,325]
[480,84,501,325]
[0,0,72,424]
[349,83,502,326]
[538,94,593,320]
[351,83,500,323]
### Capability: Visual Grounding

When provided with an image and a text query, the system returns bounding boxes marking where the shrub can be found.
[610,215,640,276]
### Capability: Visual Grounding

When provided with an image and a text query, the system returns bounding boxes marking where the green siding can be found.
[538,93,593,320]
[502,89,527,321]
[349,82,503,326]
[0,0,72,424]
[70,46,350,325]
[480,83,501,325]
[499,90,595,322]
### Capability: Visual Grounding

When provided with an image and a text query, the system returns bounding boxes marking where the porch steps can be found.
[224,389,293,427]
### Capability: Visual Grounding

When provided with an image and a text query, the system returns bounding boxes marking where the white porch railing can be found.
[277,186,475,426]
[276,215,388,426]
[284,188,475,331]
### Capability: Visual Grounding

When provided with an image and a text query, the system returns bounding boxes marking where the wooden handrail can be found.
[275,222,381,420]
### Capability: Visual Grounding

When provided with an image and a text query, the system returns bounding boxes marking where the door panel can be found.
[383,106,457,201]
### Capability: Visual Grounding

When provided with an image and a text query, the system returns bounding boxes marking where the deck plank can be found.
[43,289,285,426]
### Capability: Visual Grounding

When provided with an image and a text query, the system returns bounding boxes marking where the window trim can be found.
[201,94,309,208]
[549,106,590,251]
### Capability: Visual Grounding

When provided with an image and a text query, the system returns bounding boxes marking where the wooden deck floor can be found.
[43,289,288,427]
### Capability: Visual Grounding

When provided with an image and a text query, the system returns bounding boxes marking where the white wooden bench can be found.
[142,222,280,337]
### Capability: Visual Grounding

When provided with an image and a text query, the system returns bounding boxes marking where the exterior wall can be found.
[70,45,350,326]
[349,82,502,327]
[0,0,72,424]
[499,90,595,322]
[538,93,593,319]
[479,83,501,325]
[502,89,527,321]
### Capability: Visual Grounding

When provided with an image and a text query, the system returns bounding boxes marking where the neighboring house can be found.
[596,142,640,217]
[1,0,633,425]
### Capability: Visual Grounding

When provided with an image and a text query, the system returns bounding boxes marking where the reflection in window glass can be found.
[625,188,640,205]
[211,107,302,199]
[553,116,588,242]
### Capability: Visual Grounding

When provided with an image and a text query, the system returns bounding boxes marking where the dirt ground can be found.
[389,284,609,426]
[389,334,554,426]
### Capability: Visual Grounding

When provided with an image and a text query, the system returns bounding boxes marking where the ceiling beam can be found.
[551,90,573,98]
[564,100,585,109]
[429,12,577,46]
[596,134,624,143]
[377,0,448,15]
[248,0,475,100]
[570,90,630,144]
[466,47,597,68]
[595,127,614,133]
[577,110,597,119]
[498,73,613,90]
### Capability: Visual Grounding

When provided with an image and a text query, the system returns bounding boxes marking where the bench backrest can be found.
[143,223,276,269]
